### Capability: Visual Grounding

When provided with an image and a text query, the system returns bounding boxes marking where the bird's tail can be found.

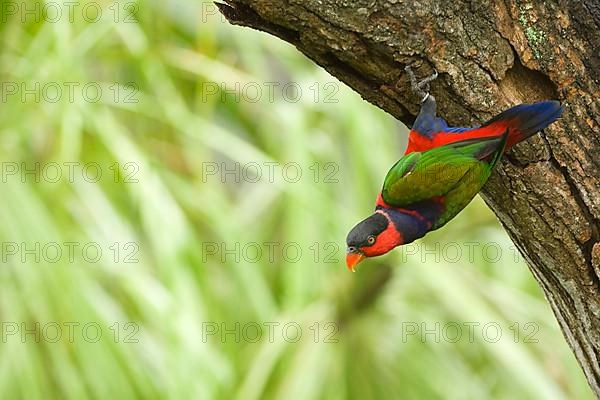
[480,101,563,149]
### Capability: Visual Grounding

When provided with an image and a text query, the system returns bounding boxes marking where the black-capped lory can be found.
[345,67,563,271]
[346,132,508,271]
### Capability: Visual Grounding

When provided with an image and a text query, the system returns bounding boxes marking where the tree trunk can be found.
[216,0,600,395]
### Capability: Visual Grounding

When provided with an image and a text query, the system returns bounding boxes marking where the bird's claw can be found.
[405,65,438,103]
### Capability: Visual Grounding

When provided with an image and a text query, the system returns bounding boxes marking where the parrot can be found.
[345,67,563,272]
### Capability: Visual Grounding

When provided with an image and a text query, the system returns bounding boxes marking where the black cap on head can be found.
[346,213,389,249]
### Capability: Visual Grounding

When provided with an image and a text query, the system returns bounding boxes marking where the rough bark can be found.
[216,0,600,394]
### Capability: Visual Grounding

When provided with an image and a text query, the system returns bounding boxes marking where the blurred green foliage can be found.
[0,0,592,399]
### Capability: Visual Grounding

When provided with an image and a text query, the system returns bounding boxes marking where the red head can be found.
[345,210,403,271]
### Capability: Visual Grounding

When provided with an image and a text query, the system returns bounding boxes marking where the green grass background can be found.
[0,0,592,399]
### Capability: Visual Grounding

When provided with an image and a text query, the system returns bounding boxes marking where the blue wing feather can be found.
[480,101,563,137]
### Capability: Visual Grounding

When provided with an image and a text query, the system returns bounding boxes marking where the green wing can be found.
[381,133,507,208]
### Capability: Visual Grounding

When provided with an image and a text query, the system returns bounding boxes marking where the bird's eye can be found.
[367,236,376,245]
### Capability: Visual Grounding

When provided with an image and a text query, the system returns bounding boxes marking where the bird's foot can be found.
[405,66,438,103]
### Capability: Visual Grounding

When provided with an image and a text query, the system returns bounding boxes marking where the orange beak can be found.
[346,251,366,272]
